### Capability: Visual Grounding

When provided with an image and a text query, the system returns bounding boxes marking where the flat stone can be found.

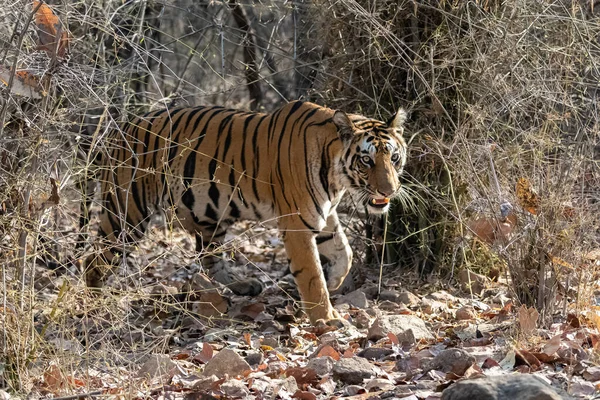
[221,379,250,398]
[357,347,395,361]
[455,306,476,320]
[336,289,369,309]
[426,290,457,302]
[136,354,178,380]
[397,291,421,306]
[333,357,377,385]
[307,356,334,377]
[202,348,250,378]
[245,351,264,366]
[441,374,566,400]
[423,348,476,376]
[367,315,434,344]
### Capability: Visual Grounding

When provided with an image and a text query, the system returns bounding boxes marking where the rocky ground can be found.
[12,221,600,400]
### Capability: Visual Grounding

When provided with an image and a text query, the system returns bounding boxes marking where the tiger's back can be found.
[87,100,409,325]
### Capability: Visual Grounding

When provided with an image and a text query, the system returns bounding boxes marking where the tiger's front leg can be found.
[317,211,353,291]
[282,230,341,324]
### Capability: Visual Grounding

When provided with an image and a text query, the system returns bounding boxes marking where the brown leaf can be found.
[516,177,539,214]
[567,313,581,328]
[293,390,318,400]
[468,215,515,245]
[285,367,318,388]
[0,65,43,99]
[241,302,265,319]
[193,343,214,364]
[32,1,69,59]
[316,345,340,361]
[518,304,538,335]
[243,332,252,347]
[481,358,500,369]
[515,348,542,371]
[530,352,559,364]
[387,332,399,346]
[43,364,65,392]
[542,335,561,356]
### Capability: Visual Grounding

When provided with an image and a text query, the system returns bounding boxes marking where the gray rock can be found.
[357,347,395,361]
[419,298,449,314]
[441,374,567,400]
[136,354,178,380]
[202,349,251,378]
[336,289,368,309]
[583,366,600,381]
[245,351,264,366]
[426,290,457,302]
[307,356,334,377]
[221,379,250,398]
[423,348,476,376]
[273,376,298,394]
[380,290,420,307]
[333,357,377,385]
[367,315,434,343]
[343,385,367,396]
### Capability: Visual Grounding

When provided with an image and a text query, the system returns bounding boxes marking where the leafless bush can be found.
[0,0,599,395]
[312,0,599,318]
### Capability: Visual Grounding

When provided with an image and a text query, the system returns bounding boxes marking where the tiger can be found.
[82,100,408,325]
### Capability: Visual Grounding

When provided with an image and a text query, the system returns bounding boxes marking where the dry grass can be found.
[0,0,599,395]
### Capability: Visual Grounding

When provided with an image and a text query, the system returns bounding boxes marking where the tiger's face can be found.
[333,108,408,214]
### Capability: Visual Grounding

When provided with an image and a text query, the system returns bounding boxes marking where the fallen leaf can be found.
[518,305,539,335]
[241,302,266,319]
[567,313,581,328]
[316,345,340,361]
[542,335,561,355]
[516,177,539,214]
[32,0,69,59]
[293,390,317,400]
[387,332,399,346]
[243,332,252,347]
[515,348,542,371]
[0,65,43,99]
[193,343,214,364]
[285,367,318,388]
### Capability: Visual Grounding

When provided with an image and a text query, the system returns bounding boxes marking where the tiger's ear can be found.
[387,108,408,130]
[333,111,355,142]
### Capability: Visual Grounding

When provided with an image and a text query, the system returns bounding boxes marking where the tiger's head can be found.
[333,108,408,214]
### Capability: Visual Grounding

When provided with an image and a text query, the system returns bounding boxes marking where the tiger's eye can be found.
[361,155,371,165]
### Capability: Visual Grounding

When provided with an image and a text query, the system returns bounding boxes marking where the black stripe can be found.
[251,115,268,201]
[130,180,146,221]
[298,213,318,233]
[205,203,218,221]
[251,203,263,220]
[167,108,205,164]
[319,139,334,199]
[316,233,335,245]
[230,201,240,219]
[273,102,306,212]
[240,113,256,173]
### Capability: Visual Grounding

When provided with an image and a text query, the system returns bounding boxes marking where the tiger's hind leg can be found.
[194,229,264,297]
[317,211,353,292]
[84,193,150,288]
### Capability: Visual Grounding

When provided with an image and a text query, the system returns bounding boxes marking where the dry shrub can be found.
[1,0,599,394]
[310,0,600,318]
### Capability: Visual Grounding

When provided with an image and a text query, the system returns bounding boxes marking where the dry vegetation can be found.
[0,0,599,398]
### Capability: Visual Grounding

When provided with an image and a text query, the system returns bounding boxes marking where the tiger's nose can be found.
[378,187,396,197]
